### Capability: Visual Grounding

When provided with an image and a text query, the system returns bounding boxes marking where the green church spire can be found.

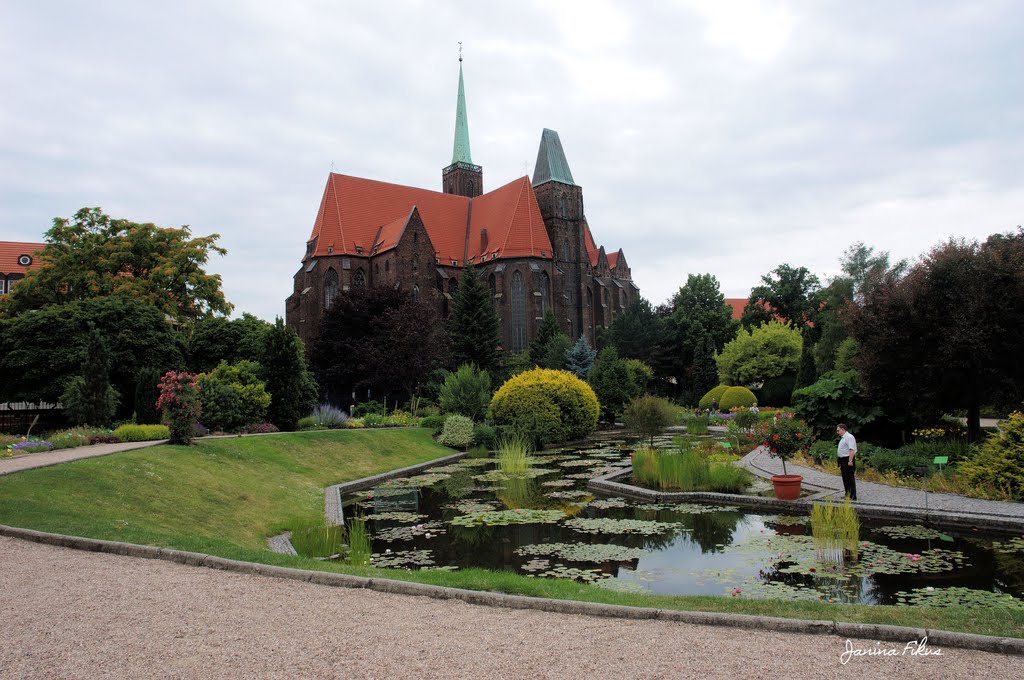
[532,128,576,186]
[451,54,473,165]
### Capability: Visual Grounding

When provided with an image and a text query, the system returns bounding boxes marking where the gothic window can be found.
[559,193,566,217]
[413,231,418,243]
[587,287,595,344]
[323,268,339,310]
[412,285,420,302]
[353,268,366,288]
[436,273,445,292]
[620,289,626,307]
[603,287,609,306]
[488,273,497,302]
[511,270,526,352]
[540,271,551,317]
[468,180,475,195]
[562,239,570,263]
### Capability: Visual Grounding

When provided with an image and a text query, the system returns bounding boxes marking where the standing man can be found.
[836,423,857,501]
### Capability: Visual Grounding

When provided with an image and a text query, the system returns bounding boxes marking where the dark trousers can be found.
[839,457,857,500]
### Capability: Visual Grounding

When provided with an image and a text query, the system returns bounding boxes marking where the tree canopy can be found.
[1,207,231,323]
[715,320,802,386]
[741,264,821,329]
[447,264,501,376]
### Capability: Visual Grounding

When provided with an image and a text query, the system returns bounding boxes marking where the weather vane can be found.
[458,41,463,62]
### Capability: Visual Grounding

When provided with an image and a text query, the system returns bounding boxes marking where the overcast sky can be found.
[3,1,1021,320]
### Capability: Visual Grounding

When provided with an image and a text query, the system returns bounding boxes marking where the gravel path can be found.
[2,536,1022,679]
[0,440,165,475]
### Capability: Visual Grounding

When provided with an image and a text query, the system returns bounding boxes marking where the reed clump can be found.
[496,435,533,474]
[289,516,344,559]
[632,442,750,493]
[810,498,860,562]
[347,517,372,567]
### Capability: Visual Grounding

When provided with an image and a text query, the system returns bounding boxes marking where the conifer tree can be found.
[62,323,120,426]
[565,335,597,379]
[447,264,501,376]
[260,317,318,430]
[691,333,719,399]
[529,311,561,362]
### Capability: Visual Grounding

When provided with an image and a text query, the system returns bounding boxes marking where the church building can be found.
[285,58,639,353]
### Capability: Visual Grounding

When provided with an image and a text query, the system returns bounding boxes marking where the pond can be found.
[340,435,1024,608]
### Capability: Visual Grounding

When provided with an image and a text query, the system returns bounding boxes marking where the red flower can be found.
[795,433,802,438]
[772,434,779,441]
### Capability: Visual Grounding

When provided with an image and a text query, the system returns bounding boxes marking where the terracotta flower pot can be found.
[771,474,803,500]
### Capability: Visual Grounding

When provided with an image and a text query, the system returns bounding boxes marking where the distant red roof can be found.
[724,297,747,320]
[0,241,46,273]
[307,174,551,264]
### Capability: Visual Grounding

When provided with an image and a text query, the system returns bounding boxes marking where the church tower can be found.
[532,128,586,338]
[442,54,483,198]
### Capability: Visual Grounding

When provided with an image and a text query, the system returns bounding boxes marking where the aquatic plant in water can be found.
[874,525,945,541]
[448,509,567,527]
[563,517,681,536]
[347,517,372,566]
[529,565,608,582]
[992,537,1024,555]
[497,435,533,474]
[289,516,343,559]
[364,512,428,523]
[375,521,447,542]
[515,542,648,563]
[371,549,438,568]
[810,498,860,562]
[589,497,632,509]
[894,587,1024,609]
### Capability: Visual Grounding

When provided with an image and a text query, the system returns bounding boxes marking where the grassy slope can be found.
[0,428,1021,638]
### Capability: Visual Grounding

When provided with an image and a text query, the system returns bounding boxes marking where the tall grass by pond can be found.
[497,436,532,474]
[632,445,751,493]
[810,498,860,562]
[347,517,371,566]
[685,415,710,434]
[290,515,343,559]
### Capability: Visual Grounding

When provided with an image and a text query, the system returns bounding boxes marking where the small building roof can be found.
[0,241,46,273]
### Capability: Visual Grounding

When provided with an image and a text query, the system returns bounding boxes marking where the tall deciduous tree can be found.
[602,297,662,362]
[313,286,448,407]
[716,320,802,386]
[741,264,821,330]
[0,296,183,413]
[447,264,501,376]
[188,313,271,373]
[1,207,231,323]
[656,274,738,389]
[850,229,1024,440]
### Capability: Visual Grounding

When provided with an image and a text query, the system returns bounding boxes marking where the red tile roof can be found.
[724,297,747,320]
[0,241,46,273]
[307,174,552,264]
[607,251,620,268]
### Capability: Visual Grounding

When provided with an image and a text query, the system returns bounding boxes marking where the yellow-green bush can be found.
[958,411,1024,499]
[720,386,757,411]
[489,368,599,446]
[698,385,730,410]
[113,424,170,442]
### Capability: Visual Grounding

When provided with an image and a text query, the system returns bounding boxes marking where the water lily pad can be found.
[444,500,498,514]
[564,517,681,536]
[894,587,1024,609]
[376,521,447,542]
[558,459,604,468]
[875,525,943,541]
[472,468,559,482]
[772,515,808,526]
[544,490,594,500]
[521,558,552,572]
[993,537,1024,555]
[387,472,451,487]
[533,565,609,582]
[364,512,428,523]
[449,509,567,527]
[541,479,576,488]
[371,549,437,568]
[515,542,648,562]
[589,497,632,509]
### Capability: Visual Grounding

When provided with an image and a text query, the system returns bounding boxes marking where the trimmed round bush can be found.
[698,385,730,410]
[720,386,757,411]
[489,368,599,446]
[438,414,474,449]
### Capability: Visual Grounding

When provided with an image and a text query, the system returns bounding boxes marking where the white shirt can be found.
[837,431,857,458]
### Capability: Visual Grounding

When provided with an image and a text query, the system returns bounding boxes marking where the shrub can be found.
[863,446,933,476]
[730,408,759,431]
[439,364,492,421]
[310,404,348,429]
[685,414,710,434]
[296,416,317,431]
[113,424,171,442]
[954,411,1024,499]
[588,347,643,422]
[698,385,730,411]
[419,415,446,432]
[758,374,796,407]
[362,413,386,428]
[244,422,280,434]
[752,414,812,475]
[623,395,674,445]
[157,371,201,445]
[489,368,599,447]
[196,361,271,432]
[438,414,474,449]
[134,367,164,425]
[791,370,882,439]
[47,427,112,450]
[352,402,386,418]
[472,423,498,450]
[719,386,757,411]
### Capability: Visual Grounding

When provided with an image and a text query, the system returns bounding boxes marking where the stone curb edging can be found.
[589,466,1024,534]
[323,451,468,525]
[1,523,1022,656]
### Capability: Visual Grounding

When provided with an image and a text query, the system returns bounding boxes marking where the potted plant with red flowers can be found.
[754,414,811,500]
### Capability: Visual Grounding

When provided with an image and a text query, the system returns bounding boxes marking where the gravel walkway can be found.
[0,440,166,475]
[2,536,1022,679]
[739,446,1024,525]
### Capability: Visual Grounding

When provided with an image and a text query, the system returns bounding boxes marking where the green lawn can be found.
[1,428,1021,639]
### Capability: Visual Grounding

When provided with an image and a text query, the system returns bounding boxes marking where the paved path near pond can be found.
[0,440,167,475]
[739,446,1024,527]
[3,536,1022,679]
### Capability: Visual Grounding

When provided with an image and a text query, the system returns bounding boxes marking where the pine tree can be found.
[261,317,318,430]
[133,366,163,424]
[529,311,561,362]
[691,333,719,399]
[62,323,120,426]
[447,264,501,376]
[565,335,597,379]
[794,334,818,390]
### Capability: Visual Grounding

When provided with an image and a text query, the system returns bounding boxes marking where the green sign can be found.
[933,456,949,466]
[720,441,732,449]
